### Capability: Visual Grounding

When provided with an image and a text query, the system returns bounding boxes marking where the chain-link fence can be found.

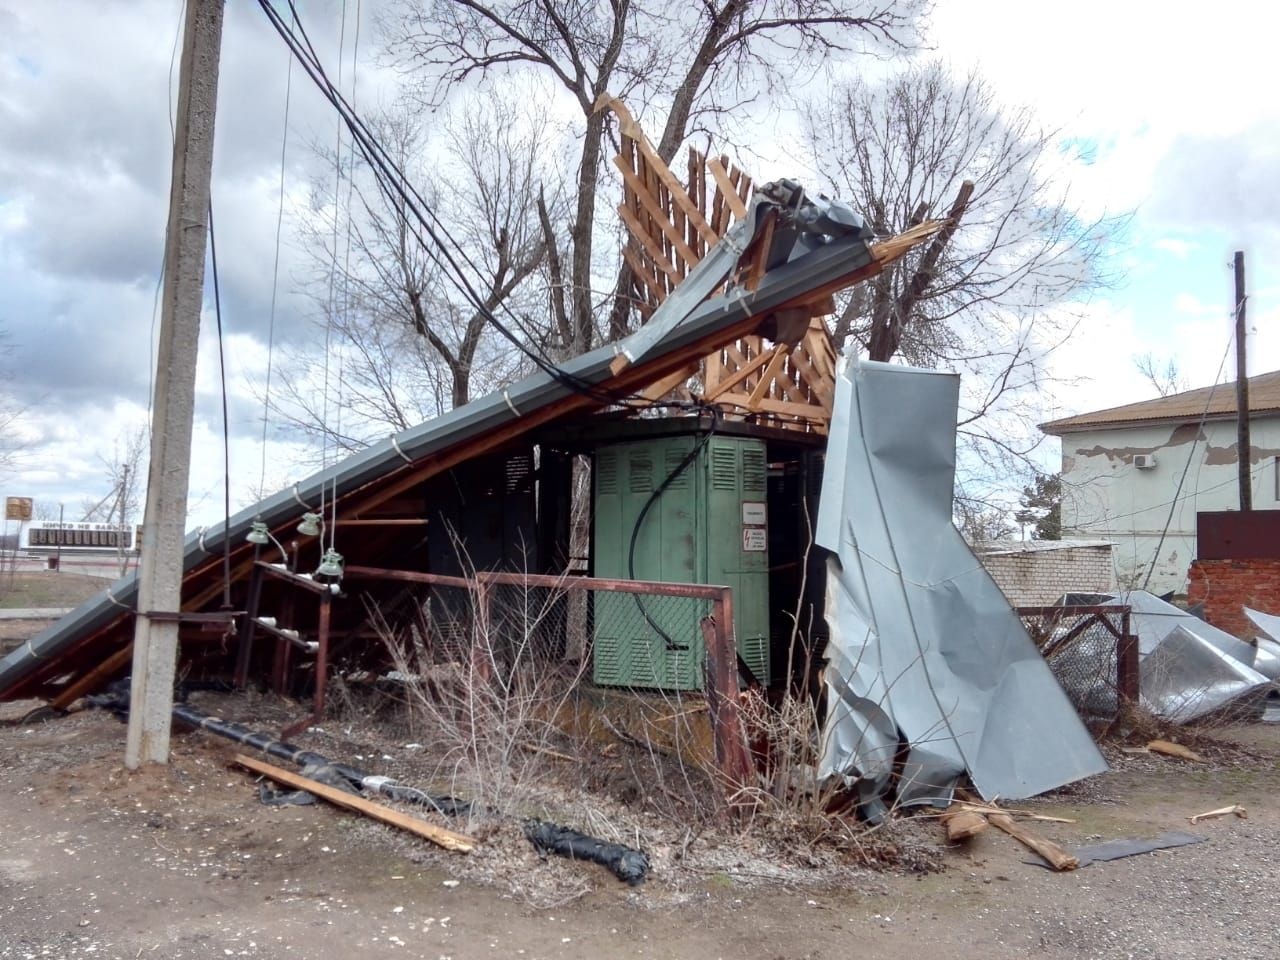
[1017,605,1138,727]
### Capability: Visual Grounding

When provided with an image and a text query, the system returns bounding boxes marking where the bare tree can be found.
[78,426,147,574]
[385,0,925,352]
[277,96,557,452]
[805,62,1122,501]
[954,499,1014,544]
[1135,352,1188,398]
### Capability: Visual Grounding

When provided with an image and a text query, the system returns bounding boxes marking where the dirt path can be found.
[2,706,1278,960]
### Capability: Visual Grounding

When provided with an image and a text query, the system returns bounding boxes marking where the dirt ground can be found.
[1,697,1279,960]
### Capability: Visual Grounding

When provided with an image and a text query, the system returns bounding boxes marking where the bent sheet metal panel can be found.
[1093,591,1270,720]
[815,360,1107,811]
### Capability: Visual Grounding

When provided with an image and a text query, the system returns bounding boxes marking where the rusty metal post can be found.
[701,588,753,805]
[1116,609,1140,703]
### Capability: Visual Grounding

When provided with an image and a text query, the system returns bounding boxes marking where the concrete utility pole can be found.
[1234,250,1252,513]
[126,0,225,768]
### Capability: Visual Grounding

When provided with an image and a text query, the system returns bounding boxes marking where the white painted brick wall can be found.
[979,546,1116,606]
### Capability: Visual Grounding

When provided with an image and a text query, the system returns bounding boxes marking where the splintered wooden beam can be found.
[704,344,781,401]
[639,363,699,401]
[597,94,718,248]
[617,204,681,281]
[707,156,749,220]
[941,804,989,842]
[987,811,1078,871]
[613,156,702,272]
[234,753,476,853]
[745,345,793,409]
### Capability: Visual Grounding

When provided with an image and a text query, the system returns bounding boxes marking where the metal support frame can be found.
[342,565,755,804]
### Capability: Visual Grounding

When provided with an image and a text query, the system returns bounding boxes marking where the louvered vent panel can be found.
[597,450,618,495]
[711,445,737,490]
[742,447,766,492]
[629,452,654,493]
[664,445,691,489]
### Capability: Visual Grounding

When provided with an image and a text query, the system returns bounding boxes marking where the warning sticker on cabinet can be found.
[742,527,767,552]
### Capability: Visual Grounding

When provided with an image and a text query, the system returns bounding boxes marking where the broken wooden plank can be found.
[50,643,135,711]
[745,345,792,410]
[987,810,1079,871]
[597,95,717,248]
[941,804,989,842]
[233,753,476,853]
[707,156,749,220]
[1147,739,1205,763]
[704,343,781,401]
[612,157,704,272]
[957,802,1076,824]
[1189,804,1247,824]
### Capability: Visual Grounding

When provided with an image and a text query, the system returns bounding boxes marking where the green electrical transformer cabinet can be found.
[592,433,770,690]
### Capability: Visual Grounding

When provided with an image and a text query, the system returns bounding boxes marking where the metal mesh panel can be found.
[1018,608,1132,725]
[401,578,715,691]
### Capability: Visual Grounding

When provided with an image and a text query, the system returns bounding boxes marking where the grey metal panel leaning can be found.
[0,203,875,698]
[815,359,1108,820]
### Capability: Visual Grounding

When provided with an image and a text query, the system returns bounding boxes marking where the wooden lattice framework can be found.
[602,95,842,434]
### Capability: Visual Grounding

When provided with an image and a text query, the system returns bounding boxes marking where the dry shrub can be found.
[370,585,592,829]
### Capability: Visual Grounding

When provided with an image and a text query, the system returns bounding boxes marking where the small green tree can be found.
[1016,473,1062,540]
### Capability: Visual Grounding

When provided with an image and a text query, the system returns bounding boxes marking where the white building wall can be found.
[1058,415,1280,594]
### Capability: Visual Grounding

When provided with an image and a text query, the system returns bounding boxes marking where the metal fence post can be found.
[702,588,754,807]
[1117,610,1140,704]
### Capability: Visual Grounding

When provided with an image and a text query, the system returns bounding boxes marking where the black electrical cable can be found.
[259,1,753,661]
[258,3,567,377]
[625,404,721,651]
[256,0,692,417]
[207,195,234,609]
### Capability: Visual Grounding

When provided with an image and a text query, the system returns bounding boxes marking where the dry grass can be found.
[0,570,110,609]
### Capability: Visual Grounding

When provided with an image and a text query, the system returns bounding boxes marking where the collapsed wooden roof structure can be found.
[0,101,944,715]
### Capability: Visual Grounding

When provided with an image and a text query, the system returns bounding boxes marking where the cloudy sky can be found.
[1,0,1277,528]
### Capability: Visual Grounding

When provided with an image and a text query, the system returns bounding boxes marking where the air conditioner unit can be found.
[1133,454,1157,470]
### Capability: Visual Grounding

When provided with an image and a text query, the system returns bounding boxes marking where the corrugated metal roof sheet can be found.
[1041,370,1280,435]
[0,226,877,700]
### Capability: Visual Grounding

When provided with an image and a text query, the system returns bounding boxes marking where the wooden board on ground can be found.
[987,810,1079,871]
[940,804,989,842]
[1147,739,1205,762]
[233,753,476,853]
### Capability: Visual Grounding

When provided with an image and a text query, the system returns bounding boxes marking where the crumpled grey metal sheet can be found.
[815,360,1107,812]
[1243,607,1280,680]
[1104,591,1256,664]
[1139,624,1271,721]
[1091,592,1271,721]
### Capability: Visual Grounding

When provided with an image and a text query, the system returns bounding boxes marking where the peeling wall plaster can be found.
[1057,415,1280,595]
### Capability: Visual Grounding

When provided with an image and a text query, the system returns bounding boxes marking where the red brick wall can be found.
[1187,558,1280,639]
